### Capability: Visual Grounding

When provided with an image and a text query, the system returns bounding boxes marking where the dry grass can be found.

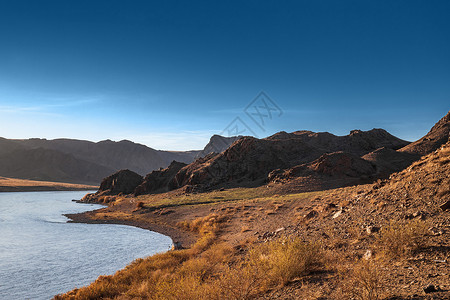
[55,231,325,300]
[376,219,428,258]
[248,238,325,287]
[0,176,97,191]
[134,187,320,211]
[340,259,384,300]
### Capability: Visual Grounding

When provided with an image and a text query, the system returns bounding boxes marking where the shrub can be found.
[218,263,267,299]
[376,219,428,258]
[341,259,384,300]
[248,237,324,286]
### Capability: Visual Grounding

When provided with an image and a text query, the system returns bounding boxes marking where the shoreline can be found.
[0,187,97,192]
[0,177,98,192]
[65,210,196,250]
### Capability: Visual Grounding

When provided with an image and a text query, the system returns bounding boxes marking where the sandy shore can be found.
[0,177,98,192]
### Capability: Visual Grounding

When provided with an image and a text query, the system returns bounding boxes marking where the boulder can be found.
[98,169,143,195]
[134,161,187,195]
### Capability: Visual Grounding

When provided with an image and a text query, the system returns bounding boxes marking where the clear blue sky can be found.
[0,0,449,150]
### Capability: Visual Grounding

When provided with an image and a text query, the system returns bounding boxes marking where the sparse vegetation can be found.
[341,259,384,300]
[376,219,428,258]
[248,238,324,286]
[55,228,325,300]
[58,138,450,299]
[0,176,97,192]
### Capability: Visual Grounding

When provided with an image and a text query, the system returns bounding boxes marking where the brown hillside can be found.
[169,129,409,191]
[362,146,420,177]
[0,148,115,184]
[400,110,450,155]
[135,161,187,195]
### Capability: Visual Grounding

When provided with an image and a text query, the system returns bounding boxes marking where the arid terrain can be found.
[0,176,97,192]
[57,111,449,299]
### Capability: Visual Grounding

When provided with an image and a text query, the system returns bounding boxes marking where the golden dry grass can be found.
[0,176,97,191]
[376,219,429,258]
[340,259,384,300]
[55,217,325,300]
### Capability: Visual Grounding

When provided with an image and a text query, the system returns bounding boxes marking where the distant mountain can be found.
[0,147,115,184]
[0,134,240,185]
[12,138,200,175]
[0,138,201,184]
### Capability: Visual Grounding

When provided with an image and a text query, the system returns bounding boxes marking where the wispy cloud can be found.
[0,105,62,117]
[0,95,103,116]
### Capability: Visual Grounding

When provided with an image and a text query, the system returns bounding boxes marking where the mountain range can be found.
[2,110,448,190]
[0,136,236,184]
[87,110,449,200]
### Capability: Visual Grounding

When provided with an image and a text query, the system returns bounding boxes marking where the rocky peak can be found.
[196,134,242,158]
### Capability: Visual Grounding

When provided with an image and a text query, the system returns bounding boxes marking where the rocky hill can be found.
[92,111,450,196]
[0,134,242,184]
[195,134,242,158]
[84,126,415,198]
[0,147,115,184]
[267,128,409,154]
[400,110,450,155]
[370,138,450,210]
[135,161,187,195]
[168,128,410,191]
[12,138,199,175]
[267,151,377,192]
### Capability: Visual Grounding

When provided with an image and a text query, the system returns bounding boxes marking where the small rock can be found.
[363,250,372,260]
[171,241,183,250]
[275,227,285,233]
[366,226,380,235]
[304,210,318,219]
[423,284,438,294]
[440,200,450,211]
[332,210,342,219]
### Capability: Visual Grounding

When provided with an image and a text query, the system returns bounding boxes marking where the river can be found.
[0,191,172,299]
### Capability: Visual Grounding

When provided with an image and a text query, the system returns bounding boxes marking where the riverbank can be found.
[0,177,98,192]
[66,208,197,250]
[57,175,450,299]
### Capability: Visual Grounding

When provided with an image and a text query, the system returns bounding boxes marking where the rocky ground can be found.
[60,111,450,299]
[64,140,449,299]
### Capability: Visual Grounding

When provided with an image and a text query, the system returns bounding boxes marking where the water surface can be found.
[0,191,172,299]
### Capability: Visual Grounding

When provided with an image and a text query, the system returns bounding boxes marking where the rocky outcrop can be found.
[98,169,144,195]
[268,151,376,182]
[81,169,144,202]
[266,128,410,155]
[400,110,450,155]
[134,161,187,195]
[309,151,376,177]
[170,136,323,190]
[362,147,419,177]
[169,128,410,191]
[196,135,242,158]
[367,138,450,210]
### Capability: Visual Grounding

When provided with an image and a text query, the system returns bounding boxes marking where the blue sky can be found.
[0,0,449,150]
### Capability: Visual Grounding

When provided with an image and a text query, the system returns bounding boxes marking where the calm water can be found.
[0,191,173,300]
